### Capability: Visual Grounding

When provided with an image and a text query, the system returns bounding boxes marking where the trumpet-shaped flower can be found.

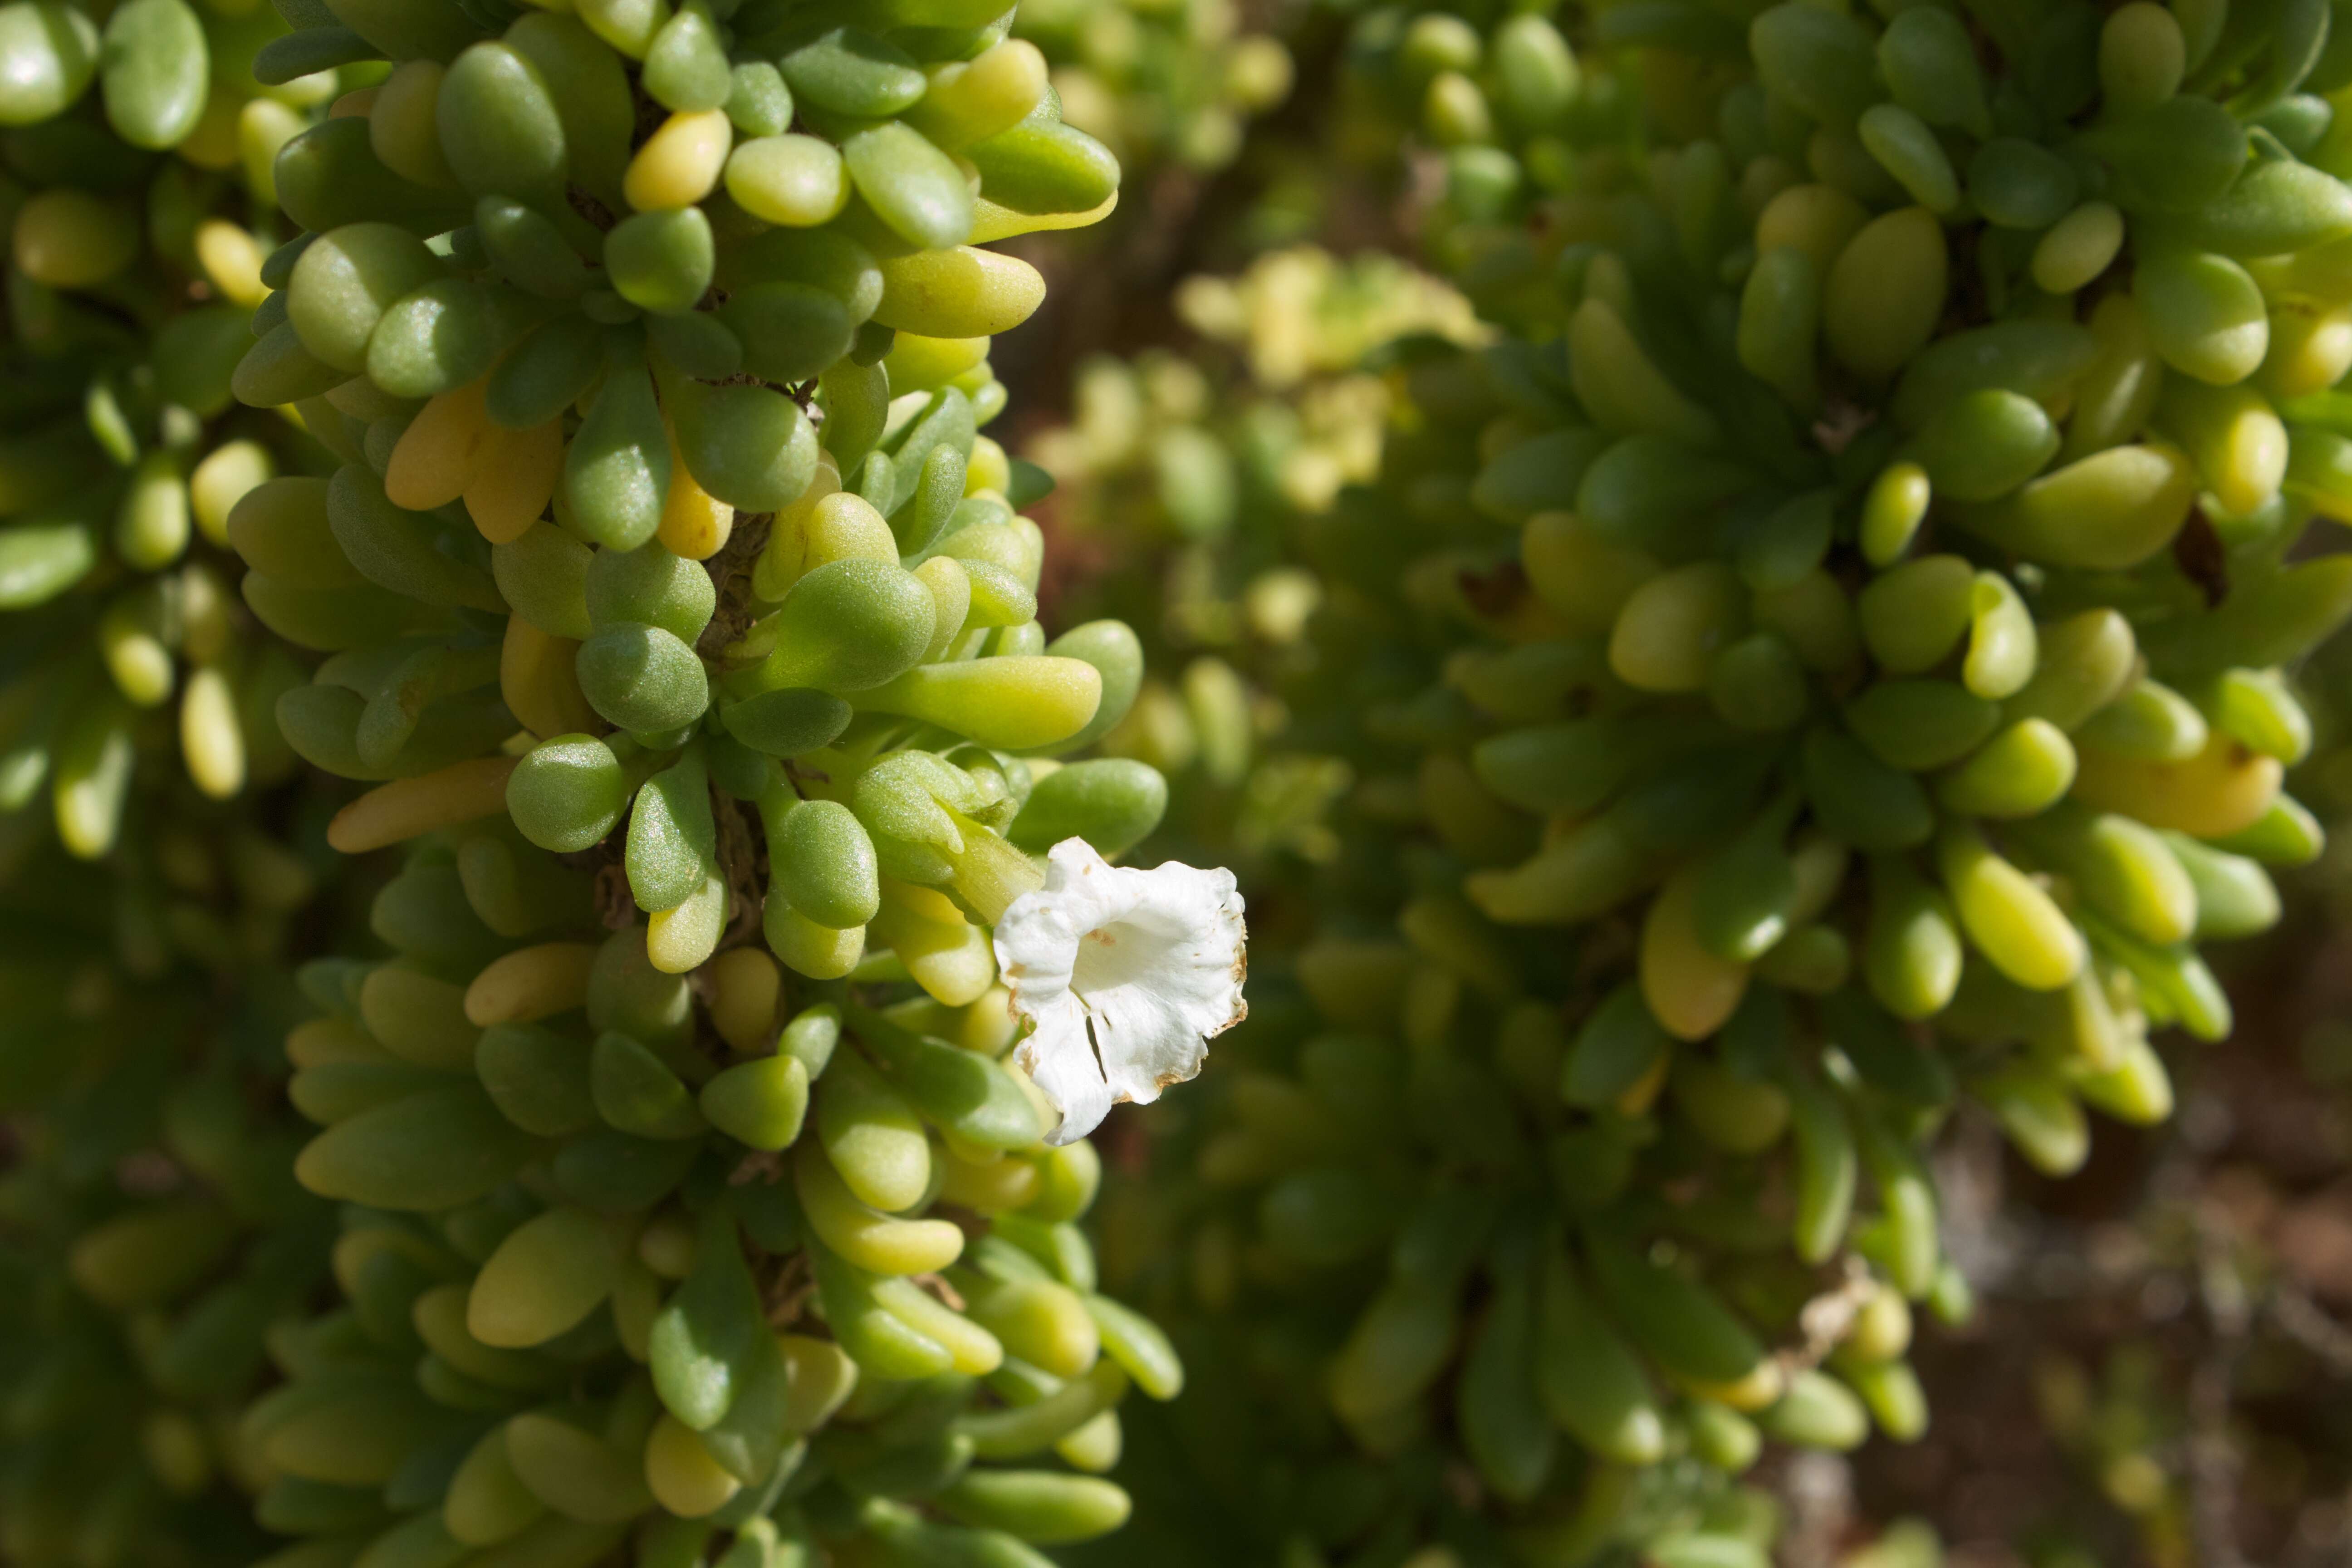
[992,838,1247,1145]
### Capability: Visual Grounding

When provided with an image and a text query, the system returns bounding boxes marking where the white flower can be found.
[992,838,1247,1146]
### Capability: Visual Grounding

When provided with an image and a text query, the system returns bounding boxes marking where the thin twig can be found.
[2272,1284,2352,1377]
[2188,1206,2251,1568]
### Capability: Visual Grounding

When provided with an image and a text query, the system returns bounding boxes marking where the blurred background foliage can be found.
[1007,4,2352,1565]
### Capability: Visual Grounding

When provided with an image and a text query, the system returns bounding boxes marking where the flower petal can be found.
[993,838,1247,1146]
[1014,991,1112,1148]
[993,838,1132,1003]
